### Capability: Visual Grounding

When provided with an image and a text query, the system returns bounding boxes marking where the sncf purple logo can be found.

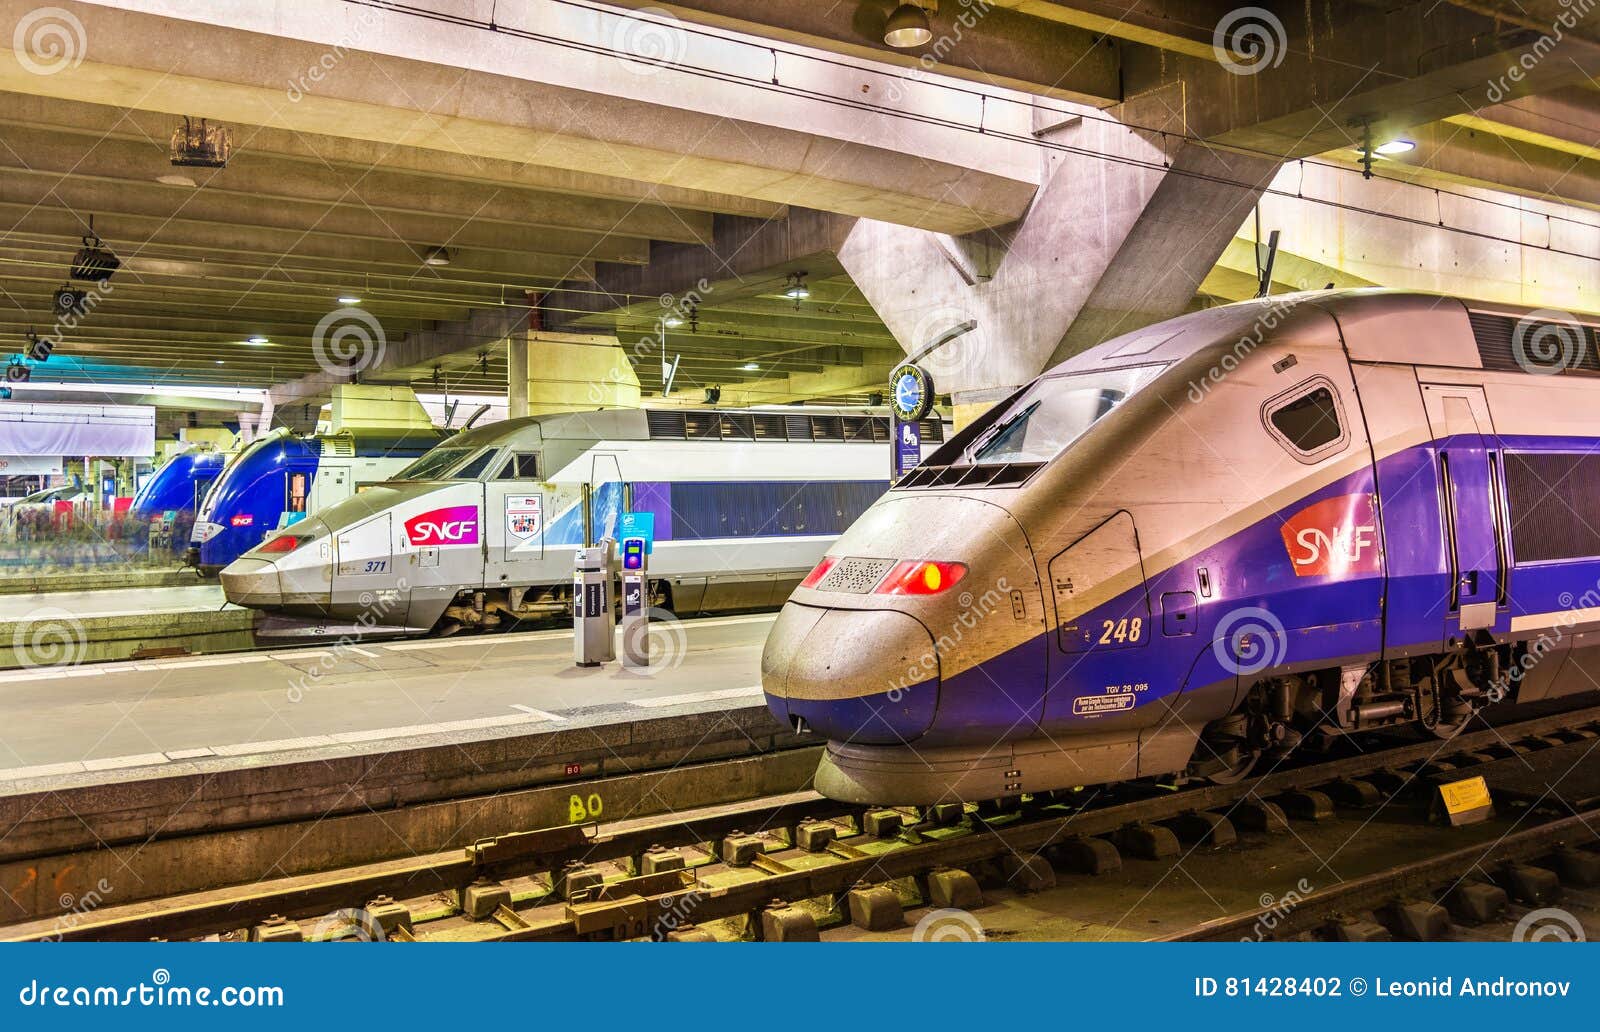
[405,505,479,546]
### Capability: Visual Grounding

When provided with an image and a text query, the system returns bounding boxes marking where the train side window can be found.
[495,453,539,480]
[454,450,498,480]
[1263,378,1348,462]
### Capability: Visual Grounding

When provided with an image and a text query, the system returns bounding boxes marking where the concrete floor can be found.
[0,612,775,778]
[0,583,228,621]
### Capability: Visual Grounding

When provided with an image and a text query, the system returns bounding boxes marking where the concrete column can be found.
[507,331,641,418]
[836,96,1280,426]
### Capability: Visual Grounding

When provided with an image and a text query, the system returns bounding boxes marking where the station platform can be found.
[0,613,798,922]
[0,611,779,777]
[0,583,247,668]
[0,564,201,596]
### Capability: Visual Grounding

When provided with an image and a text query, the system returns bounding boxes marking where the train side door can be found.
[486,451,544,581]
[1420,384,1505,642]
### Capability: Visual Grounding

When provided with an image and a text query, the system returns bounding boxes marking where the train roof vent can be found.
[919,419,946,443]
[646,409,687,439]
[683,411,719,439]
[753,413,787,440]
[894,462,1043,490]
[869,416,891,442]
[321,435,355,457]
[719,412,755,440]
[810,415,844,441]
[784,414,813,441]
[1468,310,1600,375]
[842,415,874,441]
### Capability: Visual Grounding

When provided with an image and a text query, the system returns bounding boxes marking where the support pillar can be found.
[835,94,1280,427]
[506,332,641,418]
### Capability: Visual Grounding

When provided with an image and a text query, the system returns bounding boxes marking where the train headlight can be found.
[256,534,307,555]
[876,560,968,596]
[799,555,838,589]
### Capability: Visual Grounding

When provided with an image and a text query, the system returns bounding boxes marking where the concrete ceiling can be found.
[7,0,1600,411]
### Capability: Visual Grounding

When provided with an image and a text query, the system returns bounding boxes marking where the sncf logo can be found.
[1281,493,1381,578]
[405,505,480,546]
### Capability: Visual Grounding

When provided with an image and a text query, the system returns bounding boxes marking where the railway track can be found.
[12,702,1600,943]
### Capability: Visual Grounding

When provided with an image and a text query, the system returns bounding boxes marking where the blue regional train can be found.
[763,290,1600,803]
[188,425,445,574]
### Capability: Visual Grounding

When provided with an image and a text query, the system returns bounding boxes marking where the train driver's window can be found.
[495,453,539,480]
[1263,379,1347,463]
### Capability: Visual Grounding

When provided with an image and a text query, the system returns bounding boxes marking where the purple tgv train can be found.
[763,290,1600,803]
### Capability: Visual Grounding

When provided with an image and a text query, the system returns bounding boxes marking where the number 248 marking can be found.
[1098,617,1143,644]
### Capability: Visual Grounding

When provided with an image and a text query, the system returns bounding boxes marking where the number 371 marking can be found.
[1098,617,1143,644]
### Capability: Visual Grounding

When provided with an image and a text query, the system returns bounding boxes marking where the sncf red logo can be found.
[1281,493,1380,578]
[405,505,479,546]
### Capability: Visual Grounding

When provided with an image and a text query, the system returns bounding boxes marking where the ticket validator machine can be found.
[573,538,616,667]
[619,535,650,669]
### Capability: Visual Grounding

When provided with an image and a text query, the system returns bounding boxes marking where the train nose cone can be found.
[219,557,283,607]
[761,602,938,744]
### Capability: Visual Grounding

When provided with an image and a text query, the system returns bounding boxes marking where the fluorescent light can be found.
[337,295,361,305]
[662,315,684,328]
[246,336,269,345]
[740,362,760,371]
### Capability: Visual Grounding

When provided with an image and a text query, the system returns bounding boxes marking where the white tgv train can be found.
[220,407,947,638]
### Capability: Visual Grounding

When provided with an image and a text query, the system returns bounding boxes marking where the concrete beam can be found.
[507,331,640,417]
[2,0,1040,233]
[1124,2,1600,158]
[620,0,1121,105]
[267,305,531,411]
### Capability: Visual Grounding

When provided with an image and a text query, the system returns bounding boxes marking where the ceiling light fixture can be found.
[1373,139,1415,156]
[740,362,760,371]
[784,271,810,306]
[247,336,269,345]
[883,3,933,48]
[70,216,120,283]
[169,116,231,168]
[662,314,684,328]
[337,295,362,305]
[423,246,452,266]
[156,173,198,188]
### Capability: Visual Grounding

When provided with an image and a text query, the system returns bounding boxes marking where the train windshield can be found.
[394,446,497,481]
[965,364,1165,465]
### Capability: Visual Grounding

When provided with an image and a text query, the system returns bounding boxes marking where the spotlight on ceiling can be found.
[423,246,452,266]
[1373,139,1416,156]
[883,3,933,48]
[52,285,88,318]
[247,336,269,345]
[169,116,231,168]
[662,315,684,328]
[740,362,760,371]
[337,295,362,305]
[705,386,721,405]
[784,271,810,301]
[70,217,120,283]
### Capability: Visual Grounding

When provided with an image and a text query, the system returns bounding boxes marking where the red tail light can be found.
[256,534,304,555]
[877,560,968,595]
[799,555,838,589]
